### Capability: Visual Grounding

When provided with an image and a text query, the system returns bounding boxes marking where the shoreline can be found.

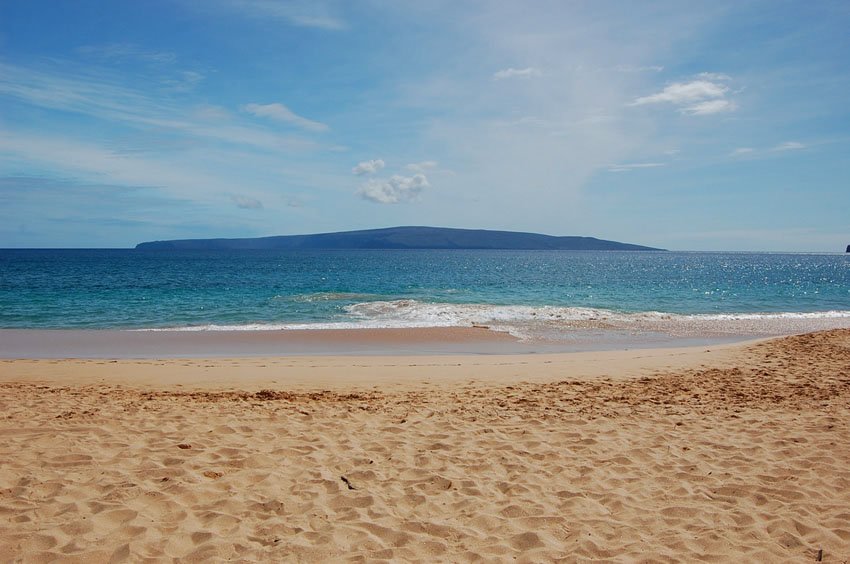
[0,337,762,392]
[0,325,788,359]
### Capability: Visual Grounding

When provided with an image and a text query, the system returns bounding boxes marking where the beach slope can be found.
[1,330,848,561]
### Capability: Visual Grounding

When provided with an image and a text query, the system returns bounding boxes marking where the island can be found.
[136,226,663,251]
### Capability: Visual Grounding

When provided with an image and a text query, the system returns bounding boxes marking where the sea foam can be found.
[138,299,850,340]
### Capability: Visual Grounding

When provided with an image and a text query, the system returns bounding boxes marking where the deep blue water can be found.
[0,249,848,332]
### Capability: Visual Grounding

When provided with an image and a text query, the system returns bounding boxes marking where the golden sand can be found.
[1,330,849,561]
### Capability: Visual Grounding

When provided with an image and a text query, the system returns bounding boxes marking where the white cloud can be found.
[774,141,805,151]
[493,67,542,80]
[732,147,754,156]
[681,99,737,115]
[231,195,263,209]
[356,174,429,204]
[352,159,385,175]
[697,72,732,81]
[632,80,728,106]
[631,76,738,117]
[607,162,666,173]
[405,160,438,173]
[242,102,328,132]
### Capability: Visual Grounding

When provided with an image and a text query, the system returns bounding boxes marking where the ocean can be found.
[1,249,849,341]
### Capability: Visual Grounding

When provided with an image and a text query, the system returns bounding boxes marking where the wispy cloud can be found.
[242,102,328,132]
[352,159,385,175]
[76,44,203,92]
[607,162,666,173]
[356,174,429,204]
[0,129,230,201]
[208,0,346,30]
[284,196,304,208]
[613,64,664,73]
[231,195,264,209]
[773,141,805,151]
[682,98,737,115]
[631,76,736,115]
[0,62,316,152]
[0,176,201,246]
[0,125,335,222]
[76,43,178,64]
[0,61,166,120]
[497,116,554,128]
[162,70,205,93]
[493,67,542,80]
[192,105,232,121]
[730,142,805,157]
[0,127,329,237]
[697,72,731,81]
[405,161,437,173]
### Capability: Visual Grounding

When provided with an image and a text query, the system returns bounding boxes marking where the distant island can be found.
[135,226,663,251]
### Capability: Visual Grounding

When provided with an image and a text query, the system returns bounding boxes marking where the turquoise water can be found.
[1,249,848,337]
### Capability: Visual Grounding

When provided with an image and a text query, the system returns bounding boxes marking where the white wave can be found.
[274,292,379,303]
[680,310,850,320]
[134,300,850,338]
[345,299,850,324]
[345,299,613,323]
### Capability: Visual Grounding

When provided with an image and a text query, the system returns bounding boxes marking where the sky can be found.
[0,1,848,251]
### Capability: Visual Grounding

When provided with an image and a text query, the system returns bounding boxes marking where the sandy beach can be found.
[1,329,849,562]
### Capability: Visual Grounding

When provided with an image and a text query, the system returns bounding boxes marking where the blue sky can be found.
[0,0,848,250]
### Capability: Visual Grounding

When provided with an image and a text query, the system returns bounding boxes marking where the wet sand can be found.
[1,329,849,561]
[0,327,523,359]
[5,310,850,358]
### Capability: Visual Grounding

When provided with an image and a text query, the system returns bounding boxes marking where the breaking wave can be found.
[139,299,850,340]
